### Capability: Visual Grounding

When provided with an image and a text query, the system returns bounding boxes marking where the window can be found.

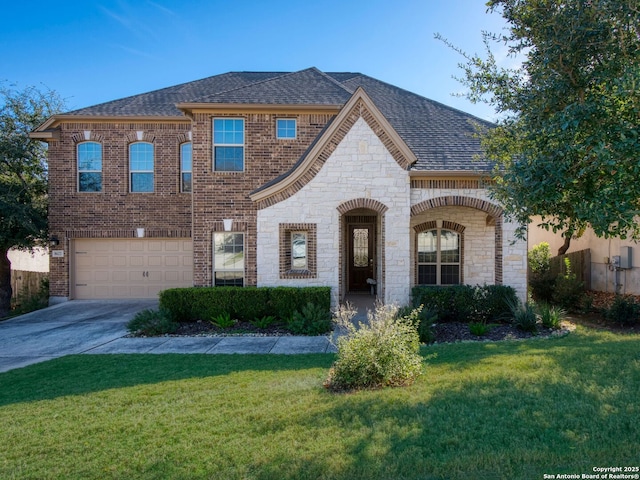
[129,142,154,192]
[417,229,460,285]
[180,142,192,193]
[213,118,244,171]
[291,232,307,269]
[276,118,296,139]
[279,223,316,279]
[77,142,102,192]
[213,232,244,286]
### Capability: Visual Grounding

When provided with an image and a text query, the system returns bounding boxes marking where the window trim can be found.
[129,141,154,193]
[180,142,192,193]
[276,118,297,140]
[77,141,103,193]
[213,232,245,287]
[415,222,464,286]
[213,118,245,172]
[279,223,317,279]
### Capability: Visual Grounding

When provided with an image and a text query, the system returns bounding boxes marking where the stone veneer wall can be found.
[410,188,527,300]
[257,117,411,305]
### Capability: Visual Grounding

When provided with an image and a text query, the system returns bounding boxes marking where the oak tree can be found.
[0,83,65,317]
[440,0,640,254]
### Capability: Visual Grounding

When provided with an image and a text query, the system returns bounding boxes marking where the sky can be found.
[1,0,512,121]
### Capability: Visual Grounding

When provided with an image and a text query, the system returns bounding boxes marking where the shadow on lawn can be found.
[251,332,640,479]
[0,353,335,407]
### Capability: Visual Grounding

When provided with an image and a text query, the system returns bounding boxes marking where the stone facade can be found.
[257,117,412,304]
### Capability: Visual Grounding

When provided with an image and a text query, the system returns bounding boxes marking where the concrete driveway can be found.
[0,300,158,373]
[0,299,338,374]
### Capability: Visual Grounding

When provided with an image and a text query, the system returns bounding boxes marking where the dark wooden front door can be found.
[348,224,375,292]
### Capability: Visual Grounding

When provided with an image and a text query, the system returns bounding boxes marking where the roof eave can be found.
[176,102,343,114]
[32,114,190,132]
[409,170,490,177]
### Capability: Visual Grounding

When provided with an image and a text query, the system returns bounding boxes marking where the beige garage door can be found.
[73,239,193,299]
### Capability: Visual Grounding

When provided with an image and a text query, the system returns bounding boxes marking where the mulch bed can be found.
[148,290,640,341]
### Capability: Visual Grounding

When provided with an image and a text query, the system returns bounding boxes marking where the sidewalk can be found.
[0,295,377,373]
[83,334,337,355]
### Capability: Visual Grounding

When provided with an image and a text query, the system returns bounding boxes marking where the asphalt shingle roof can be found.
[64,67,493,171]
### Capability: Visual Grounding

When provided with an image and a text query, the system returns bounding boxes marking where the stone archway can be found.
[411,196,503,284]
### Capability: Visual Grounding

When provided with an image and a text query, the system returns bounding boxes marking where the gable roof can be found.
[37,67,494,172]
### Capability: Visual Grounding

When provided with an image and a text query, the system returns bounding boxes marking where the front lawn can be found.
[1,327,639,479]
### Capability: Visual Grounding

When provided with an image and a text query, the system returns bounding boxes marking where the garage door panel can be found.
[112,256,127,267]
[74,238,192,299]
[148,256,163,267]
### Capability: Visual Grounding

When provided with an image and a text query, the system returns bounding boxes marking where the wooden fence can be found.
[10,270,48,304]
[549,248,591,290]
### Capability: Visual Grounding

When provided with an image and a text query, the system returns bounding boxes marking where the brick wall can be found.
[48,121,193,298]
[190,112,334,287]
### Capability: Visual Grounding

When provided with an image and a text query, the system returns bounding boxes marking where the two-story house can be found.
[31,67,527,306]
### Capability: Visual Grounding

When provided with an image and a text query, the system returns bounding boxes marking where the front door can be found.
[348,224,375,292]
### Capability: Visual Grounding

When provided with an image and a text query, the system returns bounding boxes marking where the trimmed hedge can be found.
[411,284,518,323]
[159,286,331,323]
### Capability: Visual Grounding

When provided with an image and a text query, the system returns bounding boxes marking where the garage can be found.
[72,239,193,299]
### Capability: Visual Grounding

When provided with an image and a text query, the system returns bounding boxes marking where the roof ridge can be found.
[191,68,323,102]
[310,68,355,94]
[350,74,495,126]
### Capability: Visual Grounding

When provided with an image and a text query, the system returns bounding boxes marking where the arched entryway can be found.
[337,198,388,300]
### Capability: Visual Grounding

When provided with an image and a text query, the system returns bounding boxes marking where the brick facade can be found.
[190,112,334,287]
[47,121,193,298]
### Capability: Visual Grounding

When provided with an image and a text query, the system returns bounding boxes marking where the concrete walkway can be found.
[0,300,340,374]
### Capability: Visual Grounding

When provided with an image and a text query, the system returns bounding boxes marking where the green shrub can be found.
[469,322,491,336]
[210,311,236,329]
[604,295,640,326]
[127,309,179,336]
[528,242,555,302]
[551,258,586,312]
[270,287,331,320]
[287,303,332,335]
[250,315,277,329]
[505,298,538,333]
[399,305,436,344]
[411,284,517,324]
[159,286,331,323]
[537,302,565,330]
[325,303,423,392]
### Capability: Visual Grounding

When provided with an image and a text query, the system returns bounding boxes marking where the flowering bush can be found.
[325,302,423,392]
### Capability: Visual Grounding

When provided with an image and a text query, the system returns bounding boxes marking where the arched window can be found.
[417,229,461,285]
[129,142,154,192]
[77,142,102,192]
[180,142,192,193]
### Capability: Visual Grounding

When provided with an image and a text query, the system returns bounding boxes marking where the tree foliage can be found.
[0,83,65,316]
[440,0,640,253]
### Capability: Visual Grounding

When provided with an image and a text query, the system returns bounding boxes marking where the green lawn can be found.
[1,326,639,480]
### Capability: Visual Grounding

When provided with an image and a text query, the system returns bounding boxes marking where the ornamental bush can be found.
[325,302,423,392]
[159,286,331,323]
[411,284,517,323]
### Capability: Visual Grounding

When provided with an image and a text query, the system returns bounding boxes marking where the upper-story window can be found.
[77,142,102,192]
[417,229,461,285]
[276,118,296,139]
[129,142,154,192]
[180,142,192,193]
[213,118,244,172]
